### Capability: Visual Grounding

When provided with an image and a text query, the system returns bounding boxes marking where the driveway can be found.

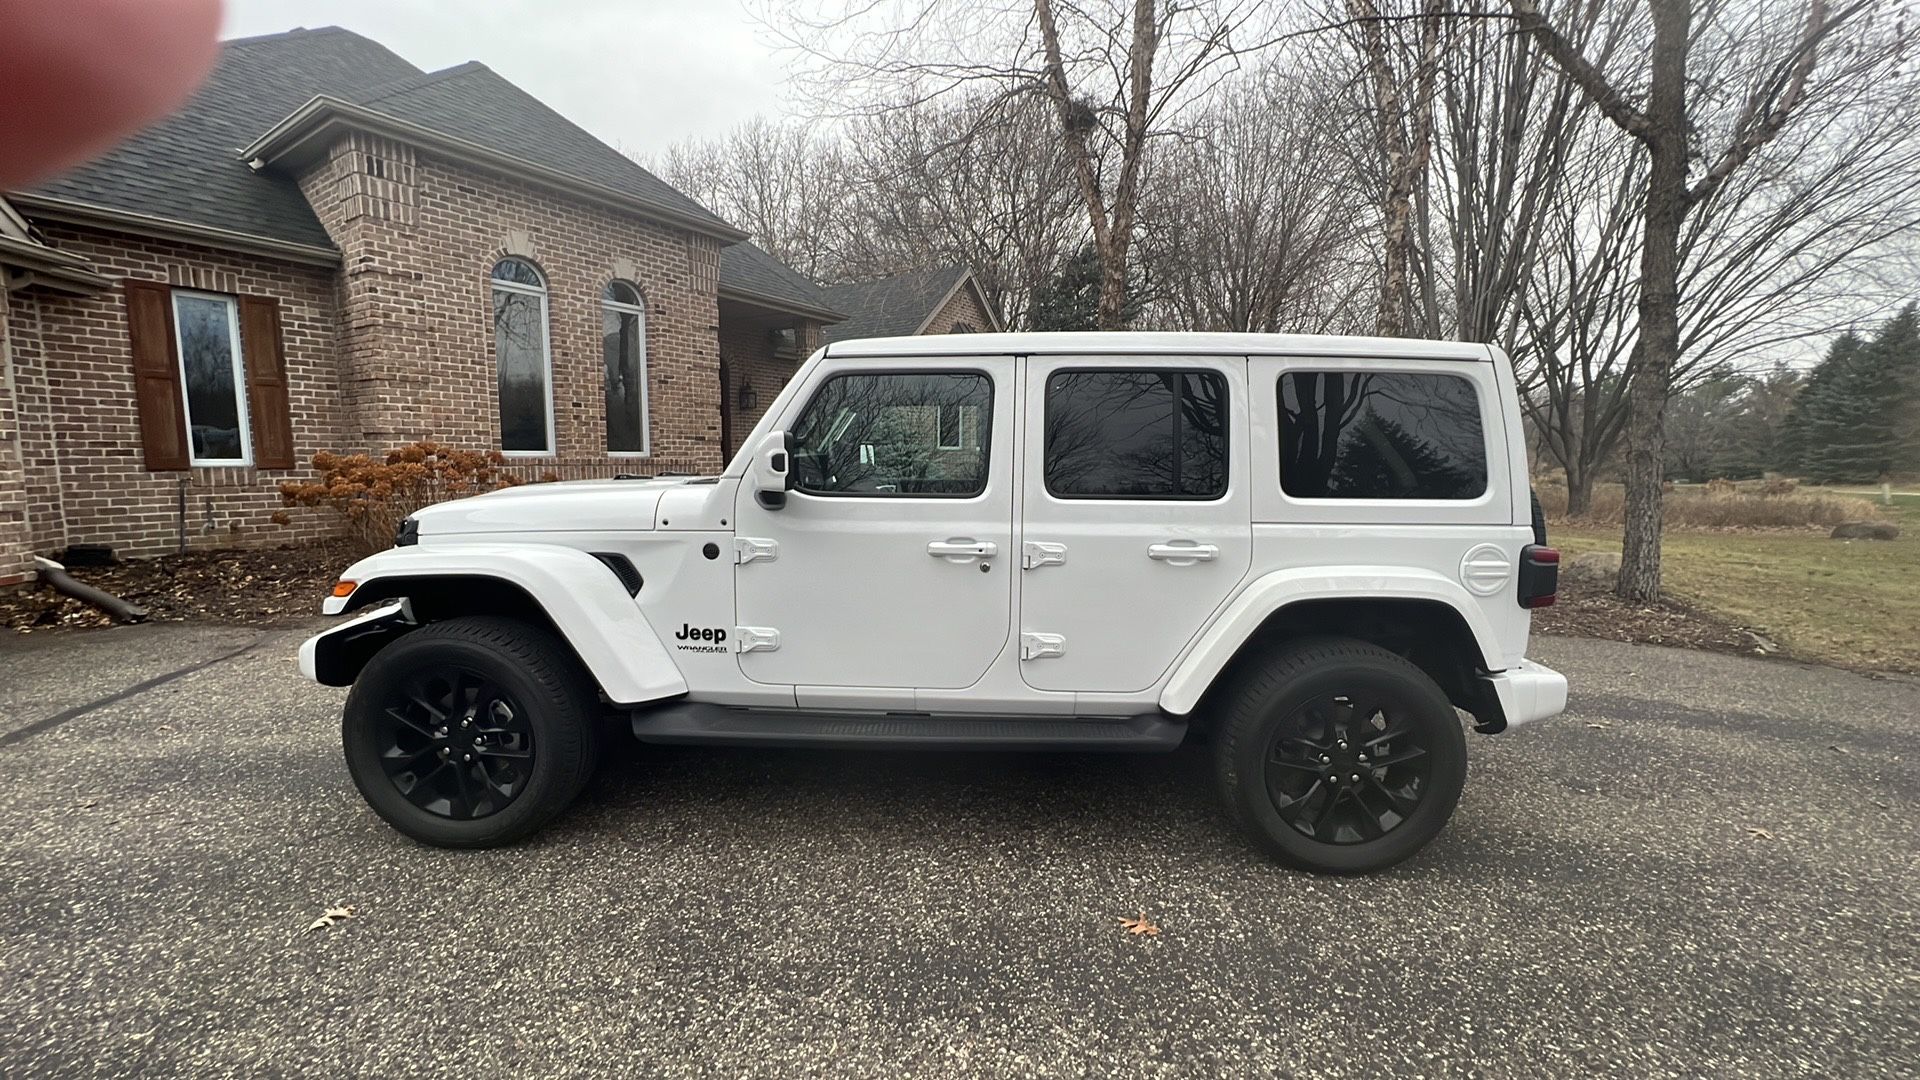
[1,625,1914,1078]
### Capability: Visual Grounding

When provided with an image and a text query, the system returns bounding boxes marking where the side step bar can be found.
[630,703,1187,752]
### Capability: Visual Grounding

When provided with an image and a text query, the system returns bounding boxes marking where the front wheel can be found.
[342,616,599,848]
[1214,637,1467,874]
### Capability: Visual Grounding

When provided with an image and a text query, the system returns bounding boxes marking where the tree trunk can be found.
[1615,0,1692,605]
[1565,462,1594,518]
[1096,241,1130,329]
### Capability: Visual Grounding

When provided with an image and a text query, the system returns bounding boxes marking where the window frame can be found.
[601,280,650,457]
[1041,366,1232,503]
[169,288,253,467]
[1275,368,1491,502]
[490,257,555,458]
[786,367,996,500]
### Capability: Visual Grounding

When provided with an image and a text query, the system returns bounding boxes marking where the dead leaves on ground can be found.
[1118,913,1161,937]
[1743,826,1778,841]
[302,904,357,935]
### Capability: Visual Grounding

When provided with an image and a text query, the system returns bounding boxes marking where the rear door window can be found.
[1278,371,1486,499]
[1044,370,1228,499]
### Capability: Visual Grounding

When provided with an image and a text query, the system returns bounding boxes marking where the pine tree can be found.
[1028,244,1103,332]
[1790,304,1919,483]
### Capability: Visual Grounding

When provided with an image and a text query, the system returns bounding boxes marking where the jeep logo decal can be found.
[674,624,728,653]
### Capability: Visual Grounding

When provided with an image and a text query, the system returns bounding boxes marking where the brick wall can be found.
[7,225,345,559]
[719,315,820,458]
[928,280,994,335]
[0,287,33,585]
[298,133,725,478]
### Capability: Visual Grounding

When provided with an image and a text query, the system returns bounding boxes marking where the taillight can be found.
[1518,546,1559,608]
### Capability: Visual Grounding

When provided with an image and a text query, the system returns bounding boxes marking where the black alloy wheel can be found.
[342,616,598,848]
[1263,693,1433,844]
[377,668,536,820]
[1215,637,1468,874]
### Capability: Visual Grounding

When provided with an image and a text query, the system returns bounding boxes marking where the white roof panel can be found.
[823,331,1492,362]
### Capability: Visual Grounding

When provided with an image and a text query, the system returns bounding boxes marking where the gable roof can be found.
[718,242,843,322]
[818,267,1000,344]
[14,26,740,255]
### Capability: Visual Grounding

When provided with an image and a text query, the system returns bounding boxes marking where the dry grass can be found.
[1536,479,1884,529]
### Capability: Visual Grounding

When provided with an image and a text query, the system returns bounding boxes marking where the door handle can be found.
[1148,542,1218,563]
[928,539,997,559]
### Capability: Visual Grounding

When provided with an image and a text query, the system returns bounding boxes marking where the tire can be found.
[1214,637,1467,874]
[342,616,600,848]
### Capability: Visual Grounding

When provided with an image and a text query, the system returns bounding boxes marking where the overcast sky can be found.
[220,0,789,159]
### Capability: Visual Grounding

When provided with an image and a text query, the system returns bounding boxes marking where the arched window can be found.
[602,280,648,455]
[491,257,552,454]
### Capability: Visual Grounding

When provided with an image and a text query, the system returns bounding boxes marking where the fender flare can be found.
[1158,566,1504,715]
[315,543,687,705]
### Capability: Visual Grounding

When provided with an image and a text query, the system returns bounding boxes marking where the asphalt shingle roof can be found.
[26,27,417,248]
[22,26,732,248]
[818,267,972,344]
[718,242,840,319]
[344,62,730,231]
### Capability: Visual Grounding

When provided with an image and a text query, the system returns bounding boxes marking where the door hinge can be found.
[735,626,781,653]
[734,537,779,565]
[1021,541,1067,570]
[1020,632,1066,660]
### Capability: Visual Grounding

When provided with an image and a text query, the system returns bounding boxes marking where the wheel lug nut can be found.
[1350,773,1361,783]
[1338,741,1348,750]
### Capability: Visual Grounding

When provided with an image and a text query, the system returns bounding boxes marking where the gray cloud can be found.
[221,0,786,156]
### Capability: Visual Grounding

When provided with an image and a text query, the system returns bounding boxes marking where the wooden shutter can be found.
[239,295,295,469]
[124,280,189,471]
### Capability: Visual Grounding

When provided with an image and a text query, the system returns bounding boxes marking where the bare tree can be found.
[759,0,1287,329]
[1136,64,1371,333]
[655,118,851,280]
[1508,0,1892,603]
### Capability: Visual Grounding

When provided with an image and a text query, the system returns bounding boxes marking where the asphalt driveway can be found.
[1,624,1915,1078]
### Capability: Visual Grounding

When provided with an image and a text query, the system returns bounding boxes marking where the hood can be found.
[412,477,690,536]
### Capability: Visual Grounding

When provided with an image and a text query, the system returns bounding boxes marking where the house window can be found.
[491,257,552,455]
[1044,369,1229,499]
[170,290,252,465]
[602,280,648,455]
[1277,371,1487,499]
[936,404,978,450]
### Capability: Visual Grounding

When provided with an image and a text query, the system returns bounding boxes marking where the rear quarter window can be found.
[1278,371,1487,500]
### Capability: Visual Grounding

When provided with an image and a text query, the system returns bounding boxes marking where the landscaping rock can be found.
[1561,551,1623,586]
[1830,521,1900,540]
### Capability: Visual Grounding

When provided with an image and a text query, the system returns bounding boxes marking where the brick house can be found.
[0,26,862,586]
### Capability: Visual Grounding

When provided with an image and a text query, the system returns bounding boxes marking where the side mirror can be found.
[749,430,791,510]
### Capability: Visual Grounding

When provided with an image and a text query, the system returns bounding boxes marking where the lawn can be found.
[1551,510,1920,674]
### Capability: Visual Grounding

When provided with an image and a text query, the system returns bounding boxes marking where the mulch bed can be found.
[1532,579,1783,662]
[1,542,356,633]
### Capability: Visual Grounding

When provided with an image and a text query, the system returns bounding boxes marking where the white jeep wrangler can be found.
[300,332,1566,874]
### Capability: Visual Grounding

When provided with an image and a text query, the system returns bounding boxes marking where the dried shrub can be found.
[278,441,525,552]
[1537,481,1885,529]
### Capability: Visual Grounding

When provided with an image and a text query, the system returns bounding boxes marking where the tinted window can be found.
[790,372,991,496]
[1278,371,1486,499]
[1045,370,1228,498]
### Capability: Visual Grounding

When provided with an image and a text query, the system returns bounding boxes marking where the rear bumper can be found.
[1481,659,1568,731]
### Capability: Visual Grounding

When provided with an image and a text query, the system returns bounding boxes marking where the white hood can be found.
[412,477,687,536]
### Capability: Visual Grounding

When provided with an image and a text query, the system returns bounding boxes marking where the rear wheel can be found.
[342,616,599,848]
[1215,637,1467,874]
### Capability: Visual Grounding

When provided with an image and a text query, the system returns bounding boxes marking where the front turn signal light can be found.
[331,580,358,598]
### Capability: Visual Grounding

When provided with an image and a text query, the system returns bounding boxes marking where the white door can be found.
[1018,357,1252,693]
[732,360,1015,691]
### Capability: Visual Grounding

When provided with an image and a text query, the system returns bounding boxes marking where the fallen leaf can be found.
[1744,826,1776,841]
[1118,914,1160,937]
[1827,745,1849,754]
[303,904,357,934]
[1585,721,1613,730]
